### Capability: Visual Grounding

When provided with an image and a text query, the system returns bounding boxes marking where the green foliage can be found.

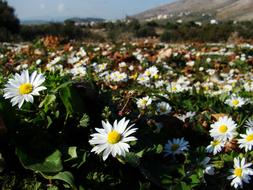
[0,41,252,190]
[20,23,95,41]
[135,25,157,38]
[16,149,63,173]
[161,22,235,42]
[79,114,90,128]
[0,0,20,41]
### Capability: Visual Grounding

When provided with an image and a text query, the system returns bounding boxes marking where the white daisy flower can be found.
[164,137,189,156]
[128,65,134,71]
[48,56,61,66]
[200,157,215,175]
[67,55,80,64]
[3,70,47,109]
[144,66,158,78]
[166,82,185,93]
[186,61,195,67]
[136,96,152,109]
[223,84,233,92]
[89,118,137,161]
[225,96,246,108]
[206,57,212,63]
[155,80,166,88]
[156,102,172,115]
[238,128,253,152]
[206,139,225,155]
[69,65,87,77]
[205,165,215,175]
[244,118,253,128]
[119,61,127,68]
[77,47,86,57]
[227,157,253,189]
[36,59,42,65]
[209,116,238,142]
[109,71,128,83]
[137,74,150,85]
[176,111,196,122]
[244,81,253,92]
[93,63,107,73]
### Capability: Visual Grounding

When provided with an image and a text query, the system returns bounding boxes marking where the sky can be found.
[7,0,176,21]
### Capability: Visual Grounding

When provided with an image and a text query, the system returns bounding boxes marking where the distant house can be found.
[65,17,105,26]
[210,19,218,24]
[195,21,202,26]
[177,19,183,24]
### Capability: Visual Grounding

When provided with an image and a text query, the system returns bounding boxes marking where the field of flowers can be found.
[0,40,253,189]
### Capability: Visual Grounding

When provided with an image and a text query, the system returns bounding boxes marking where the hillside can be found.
[134,0,253,21]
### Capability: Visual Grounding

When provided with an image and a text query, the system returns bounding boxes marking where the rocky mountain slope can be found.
[134,0,253,21]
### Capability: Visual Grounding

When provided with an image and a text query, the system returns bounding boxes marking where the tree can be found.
[0,0,20,41]
[135,25,157,38]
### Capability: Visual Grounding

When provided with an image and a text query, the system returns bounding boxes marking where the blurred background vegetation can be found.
[1,0,253,43]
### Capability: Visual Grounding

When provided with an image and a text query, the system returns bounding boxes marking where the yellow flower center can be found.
[234,168,242,177]
[132,73,138,80]
[232,99,239,106]
[246,134,253,142]
[145,71,151,76]
[171,144,179,151]
[211,140,220,146]
[160,107,167,113]
[204,86,209,91]
[219,125,228,133]
[172,86,177,91]
[19,83,33,95]
[141,99,148,106]
[107,130,121,144]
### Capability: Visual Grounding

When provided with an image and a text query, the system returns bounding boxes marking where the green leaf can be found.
[124,152,140,167]
[78,186,86,190]
[222,153,234,162]
[79,114,90,128]
[47,116,53,128]
[40,171,75,188]
[139,181,151,190]
[68,147,77,159]
[59,86,73,114]
[51,171,75,188]
[52,81,72,93]
[33,182,42,190]
[180,182,191,190]
[0,153,5,172]
[39,94,56,112]
[16,149,63,173]
[47,186,59,190]
[59,85,87,115]
[55,110,60,118]
[136,149,145,158]
[76,152,87,168]
[190,174,201,186]
[156,144,163,154]
[213,160,224,169]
